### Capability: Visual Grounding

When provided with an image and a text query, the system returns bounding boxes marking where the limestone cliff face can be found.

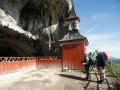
[0,0,76,56]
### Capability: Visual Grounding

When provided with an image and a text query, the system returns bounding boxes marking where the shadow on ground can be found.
[58,74,85,80]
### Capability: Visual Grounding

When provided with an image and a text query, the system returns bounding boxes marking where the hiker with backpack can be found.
[82,52,90,80]
[95,50,106,84]
[93,52,97,68]
[89,52,94,71]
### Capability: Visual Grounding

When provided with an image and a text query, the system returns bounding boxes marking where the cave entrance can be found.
[0,46,18,56]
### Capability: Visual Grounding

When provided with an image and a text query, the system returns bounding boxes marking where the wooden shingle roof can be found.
[59,32,89,46]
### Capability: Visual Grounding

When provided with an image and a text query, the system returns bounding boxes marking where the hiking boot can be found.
[84,77,89,81]
[98,80,105,84]
[85,77,88,80]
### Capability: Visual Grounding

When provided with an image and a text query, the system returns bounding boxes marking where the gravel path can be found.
[0,69,119,90]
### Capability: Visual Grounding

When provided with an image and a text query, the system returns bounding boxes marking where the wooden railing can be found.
[0,56,62,75]
[107,60,120,80]
[0,56,62,62]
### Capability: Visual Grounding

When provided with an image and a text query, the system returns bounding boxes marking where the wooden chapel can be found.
[59,17,89,69]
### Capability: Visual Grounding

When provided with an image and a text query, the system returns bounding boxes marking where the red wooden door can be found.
[62,44,84,69]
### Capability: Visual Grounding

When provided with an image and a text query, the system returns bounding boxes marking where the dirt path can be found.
[0,69,119,90]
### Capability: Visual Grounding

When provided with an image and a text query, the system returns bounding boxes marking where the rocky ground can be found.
[0,69,119,90]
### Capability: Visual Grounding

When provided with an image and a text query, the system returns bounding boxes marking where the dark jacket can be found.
[96,53,106,67]
[83,56,90,67]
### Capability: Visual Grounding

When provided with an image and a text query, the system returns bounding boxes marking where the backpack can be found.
[102,52,108,62]
[89,57,94,65]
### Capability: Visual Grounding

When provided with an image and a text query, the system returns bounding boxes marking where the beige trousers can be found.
[97,66,106,81]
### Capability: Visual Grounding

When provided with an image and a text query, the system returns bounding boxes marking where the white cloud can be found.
[85,23,101,35]
[86,33,120,58]
[91,13,111,21]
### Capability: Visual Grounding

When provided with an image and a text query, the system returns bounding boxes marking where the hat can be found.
[95,50,99,53]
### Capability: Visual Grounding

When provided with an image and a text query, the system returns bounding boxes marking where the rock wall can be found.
[0,0,76,56]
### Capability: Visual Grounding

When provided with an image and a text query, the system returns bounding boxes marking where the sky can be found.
[74,0,120,58]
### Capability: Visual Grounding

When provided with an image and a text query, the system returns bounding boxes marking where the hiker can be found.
[89,52,94,71]
[93,52,97,68]
[83,52,90,80]
[89,52,93,59]
[95,50,106,83]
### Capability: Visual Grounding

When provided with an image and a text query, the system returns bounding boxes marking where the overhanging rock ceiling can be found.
[0,0,76,56]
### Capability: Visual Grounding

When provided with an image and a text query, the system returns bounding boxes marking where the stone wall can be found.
[0,0,76,56]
